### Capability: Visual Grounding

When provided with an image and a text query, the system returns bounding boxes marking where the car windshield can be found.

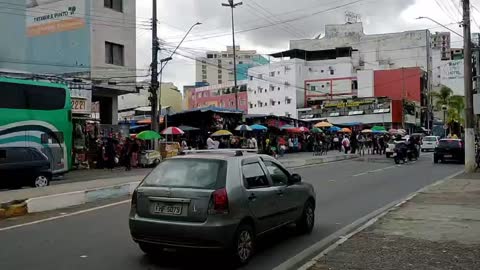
[142,158,227,189]
[438,140,461,148]
[424,137,437,141]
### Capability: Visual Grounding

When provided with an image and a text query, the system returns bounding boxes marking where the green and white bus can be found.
[0,77,73,174]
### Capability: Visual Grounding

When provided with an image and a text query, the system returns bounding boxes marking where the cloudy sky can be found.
[135,0,478,91]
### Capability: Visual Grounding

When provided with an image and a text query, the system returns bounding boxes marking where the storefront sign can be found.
[324,100,375,108]
[71,97,88,114]
[26,0,86,37]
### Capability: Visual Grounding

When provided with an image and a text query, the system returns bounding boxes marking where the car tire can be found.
[296,200,315,234]
[138,243,161,256]
[32,174,50,188]
[386,153,391,158]
[232,223,255,266]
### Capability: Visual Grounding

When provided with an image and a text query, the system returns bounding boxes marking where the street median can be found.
[0,176,142,220]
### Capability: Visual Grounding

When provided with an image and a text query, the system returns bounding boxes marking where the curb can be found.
[0,182,140,220]
[283,154,358,169]
[273,170,464,270]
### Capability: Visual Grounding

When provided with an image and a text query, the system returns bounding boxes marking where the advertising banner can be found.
[26,0,86,37]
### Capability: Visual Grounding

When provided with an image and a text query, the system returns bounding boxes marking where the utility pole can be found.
[222,0,242,110]
[150,0,159,133]
[463,0,475,172]
[402,67,406,129]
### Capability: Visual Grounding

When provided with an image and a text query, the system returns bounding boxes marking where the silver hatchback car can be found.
[129,150,316,265]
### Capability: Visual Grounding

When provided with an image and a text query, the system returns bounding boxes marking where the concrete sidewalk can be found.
[307,172,480,270]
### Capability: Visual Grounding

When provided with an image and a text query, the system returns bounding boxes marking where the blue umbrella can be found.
[235,124,253,132]
[328,126,341,132]
[250,124,268,131]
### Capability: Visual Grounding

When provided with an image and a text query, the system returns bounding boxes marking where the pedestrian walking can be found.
[342,135,351,154]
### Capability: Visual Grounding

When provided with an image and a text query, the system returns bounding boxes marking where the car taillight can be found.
[459,141,463,148]
[209,188,229,215]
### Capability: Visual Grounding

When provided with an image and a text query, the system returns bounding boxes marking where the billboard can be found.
[26,0,86,37]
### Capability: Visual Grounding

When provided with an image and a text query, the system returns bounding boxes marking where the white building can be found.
[195,46,268,85]
[247,23,432,119]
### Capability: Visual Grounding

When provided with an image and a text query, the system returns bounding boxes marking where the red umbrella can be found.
[287,128,303,133]
[161,127,185,135]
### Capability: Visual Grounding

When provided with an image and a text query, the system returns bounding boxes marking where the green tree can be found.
[430,86,465,124]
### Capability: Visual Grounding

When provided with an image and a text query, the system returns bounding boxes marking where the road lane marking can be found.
[369,168,384,173]
[0,199,130,232]
[353,172,367,177]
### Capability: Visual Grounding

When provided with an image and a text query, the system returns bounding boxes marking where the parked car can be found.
[434,139,465,163]
[129,150,316,265]
[0,147,52,189]
[421,136,440,152]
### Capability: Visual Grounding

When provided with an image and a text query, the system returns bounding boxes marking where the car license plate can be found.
[444,154,452,158]
[151,203,183,215]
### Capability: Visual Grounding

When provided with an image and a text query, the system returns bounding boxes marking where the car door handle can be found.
[248,193,256,201]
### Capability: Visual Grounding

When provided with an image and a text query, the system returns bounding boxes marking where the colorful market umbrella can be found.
[161,127,185,135]
[286,128,303,133]
[212,130,233,136]
[136,130,162,140]
[298,127,310,133]
[311,127,323,133]
[314,121,333,128]
[178,125,200,132]
[371,126,387,132]
[340,127,352,133]
[250,124,268,131]
[328,126,341,132]
[280,124,295,130]
[361,129,373,133]
[235,124,253,132]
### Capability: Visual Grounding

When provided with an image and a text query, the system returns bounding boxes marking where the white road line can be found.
[353,172,367,177]
[0,199,131,232]
[369,168,384,173]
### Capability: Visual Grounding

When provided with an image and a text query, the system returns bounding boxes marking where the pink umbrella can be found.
[161,127,185,135]
[298,127,310,133]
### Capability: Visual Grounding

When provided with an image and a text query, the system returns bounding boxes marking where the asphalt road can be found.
[0,154,462,270]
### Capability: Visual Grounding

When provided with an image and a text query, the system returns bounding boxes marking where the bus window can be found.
[0,82,66,110]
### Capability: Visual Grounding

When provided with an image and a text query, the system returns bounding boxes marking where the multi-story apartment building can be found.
[195,46,268,85]
[0,0,137,124]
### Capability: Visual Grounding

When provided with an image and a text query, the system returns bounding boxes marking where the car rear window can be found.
[142,158,227,189]
[424,137,437,141]
[438,140,461,148]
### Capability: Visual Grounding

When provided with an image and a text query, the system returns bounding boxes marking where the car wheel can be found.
[232,223,255,266]
[386,153,391,158]
[434,157,439,163]
[296,200,315,234]
[138,243,161,256]
[32,174,50,188]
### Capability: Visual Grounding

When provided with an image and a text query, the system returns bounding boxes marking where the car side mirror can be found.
[289,174,302,184]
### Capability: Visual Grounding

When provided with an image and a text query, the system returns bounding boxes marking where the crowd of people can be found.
[95,137,144,171]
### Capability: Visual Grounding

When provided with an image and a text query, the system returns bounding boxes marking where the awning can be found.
[129,125,149,130]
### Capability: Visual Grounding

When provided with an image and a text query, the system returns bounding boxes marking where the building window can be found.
[223,54,228,58]
[218,74,222,79]
[278,87,280,91]
[104,0,123,12]
[330,69,334,75]
[218,69,222,74]
[240,100,246,105]
[278,101,281,105]
[202,65,207,69]
[249,76,253,80]
[264,102,267,106]
[218,80,222,84]
[201,60,206,64]
[286,99,291,104]
[250,103,253,109]
[270,85,275,91]
[207,54,214,58]
[105,42,124,66]
[239,61,243,64]
[218,59,222,64]
[202,75,207,80]
[270,71,275,77]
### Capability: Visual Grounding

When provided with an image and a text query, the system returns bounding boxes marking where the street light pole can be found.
[222,0,242,110]
[416,16,463,38]
[150,0,159,133]
[157,22,201,131]
[462,0,476,172]
[442,105,448,138]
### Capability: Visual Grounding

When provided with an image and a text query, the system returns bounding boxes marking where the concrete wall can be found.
[357,70,374,97]
[90,0,136,80]
[290,23,431,84]
[374,67,422,102]
[160,83,183,112]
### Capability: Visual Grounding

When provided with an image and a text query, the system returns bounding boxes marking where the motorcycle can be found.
[394,142,418,164]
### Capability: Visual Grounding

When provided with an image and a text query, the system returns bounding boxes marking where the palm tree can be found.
[430,86,465,124]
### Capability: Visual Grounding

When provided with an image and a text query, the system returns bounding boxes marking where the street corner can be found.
[0,200,28,220]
